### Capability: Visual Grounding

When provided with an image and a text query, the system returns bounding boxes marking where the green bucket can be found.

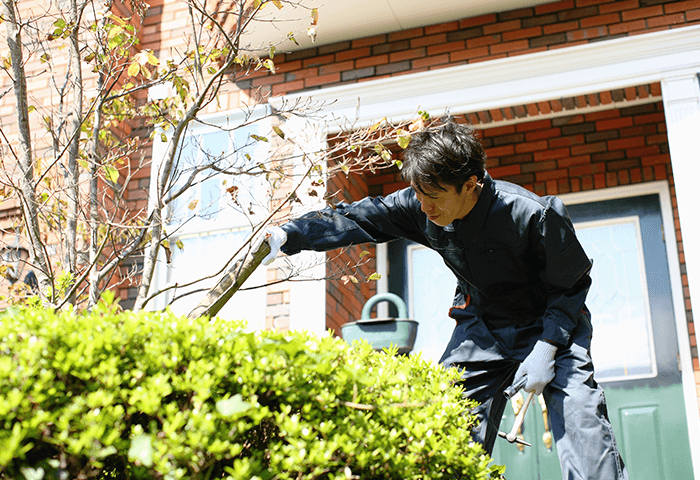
[340,293,418,354]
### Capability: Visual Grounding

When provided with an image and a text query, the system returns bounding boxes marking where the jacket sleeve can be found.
[535,196,592,346]
[280,188,428,255]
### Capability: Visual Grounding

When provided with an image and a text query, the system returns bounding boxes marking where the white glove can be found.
[514,340,558,396]
[261,226,287,266]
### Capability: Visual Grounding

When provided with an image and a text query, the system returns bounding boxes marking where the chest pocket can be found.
[469,241,531,292]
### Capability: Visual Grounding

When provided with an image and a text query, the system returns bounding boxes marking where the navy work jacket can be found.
[281,173,592,349]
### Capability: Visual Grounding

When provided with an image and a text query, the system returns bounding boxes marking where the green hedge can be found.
[0,297,503,479]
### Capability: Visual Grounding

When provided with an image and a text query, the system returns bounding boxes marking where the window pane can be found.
[409,246,457,363]
[164,228,265,328]
[576,217,656,381]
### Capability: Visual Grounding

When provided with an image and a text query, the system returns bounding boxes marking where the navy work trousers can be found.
[441,311,629,480]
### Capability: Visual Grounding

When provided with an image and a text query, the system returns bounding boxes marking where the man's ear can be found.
[463,175,478,193]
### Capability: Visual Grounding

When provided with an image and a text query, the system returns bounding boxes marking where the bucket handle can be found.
[361,292,408,320]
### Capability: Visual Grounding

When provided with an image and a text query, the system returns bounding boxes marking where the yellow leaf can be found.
[127,61,140,77]
[103,165,120,183]
[311,8,319,25]
[272,125,285,139]
[188,199,199,210]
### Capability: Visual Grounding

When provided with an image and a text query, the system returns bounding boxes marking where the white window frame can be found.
[147,107,273,328]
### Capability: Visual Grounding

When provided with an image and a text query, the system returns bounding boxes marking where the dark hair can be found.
[401,120,486,194]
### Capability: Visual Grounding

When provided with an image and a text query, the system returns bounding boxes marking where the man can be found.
[262,120,628,479]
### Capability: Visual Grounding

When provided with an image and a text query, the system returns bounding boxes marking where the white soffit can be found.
[270,25,700,130]
[242,0,551,53]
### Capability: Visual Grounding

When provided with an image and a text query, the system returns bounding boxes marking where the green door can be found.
[401,193,695,479]
[490,194,694,479]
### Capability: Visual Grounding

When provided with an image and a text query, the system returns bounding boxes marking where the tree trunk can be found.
[2,0,53,304]
[65,0,84,305]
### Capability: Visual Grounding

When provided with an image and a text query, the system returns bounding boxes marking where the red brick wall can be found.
[325,169,377,336]
[244,0,700,97]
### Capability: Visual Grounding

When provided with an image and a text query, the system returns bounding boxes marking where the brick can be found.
[489,164,522,177]
[516,139,549,153]
[500,153,534,165]
[577,0,616,5]
[375,61,411,75]
[530,33,568,47]
[485,145,516,157]
[648,13,687,27]
[558,6,599,21]
[498,7,535,20]
[536,0,575,14]
[570,162,605,176]
[568,26,608,41]
[450,46,490,62]
[483,125,517,137]
[562,123,596,135]
[580,12,621,27]
[388,27,424,42]
[549,134,585,147]
[622,5,664,20]
[335,47,371,62]
[302,54,335,68]
[596,117,634,130]
[599,0,640,13]
[523,14,559,27]
[665,0,700,14]
[627,146,661,158]
[411,33,448,48]
[571,142,607,155]
[352,34,388,48]
[460,13,498,28]
[425,21,460,35]
[356,54,389,68]
[493,133,525,145]
[504,25,543,41]
[594,172,607,189]
[634,112,666,124]
[427,41,466,55]
[372,40,410,55]
[544,20,580,34]
[686,9,700,20]
[448,27,485,41]
[534,148,570,161]
[305,72,340,88]
[641,154,671,165]
[586,130,619,142]
[467,34,502,48]
[484,19,522,34]
[490,39,529,54]
[558,155,592,168]
[412,54,450,69]
[609,19,648,34]
[285,68,319,81]
[271,80,304,95]
[523,160,558,173]
[607,136,645,150]
[607,158,641,170]
[389,48,425,63]
[526,128,561,141]
[536,168,569,181]
[319,60,354,75]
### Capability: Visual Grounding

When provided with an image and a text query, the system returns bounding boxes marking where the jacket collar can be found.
[450,172,494,244]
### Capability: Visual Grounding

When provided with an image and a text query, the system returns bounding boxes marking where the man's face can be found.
[413,183,472,227]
